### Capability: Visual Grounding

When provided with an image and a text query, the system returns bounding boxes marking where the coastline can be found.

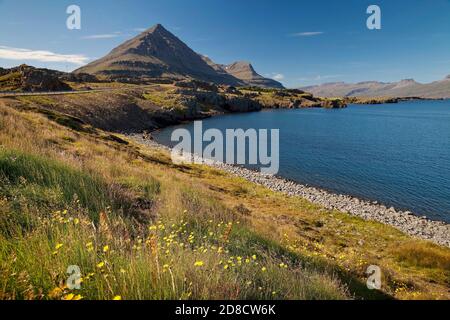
[128,133,450,248]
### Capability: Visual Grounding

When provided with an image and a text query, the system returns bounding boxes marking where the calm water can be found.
[154,100,450,222]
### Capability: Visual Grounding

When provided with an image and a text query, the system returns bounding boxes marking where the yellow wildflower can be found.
[55,243,63,250]
[113,295,122,300]
[194,261,204,267]
[103,245,110,253]
[96,261,105,269]
[62,293,82,301]
[62,293,74,300]
[48,287,63,299]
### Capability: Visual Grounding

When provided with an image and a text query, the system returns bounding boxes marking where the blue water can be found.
[153,100,450,222]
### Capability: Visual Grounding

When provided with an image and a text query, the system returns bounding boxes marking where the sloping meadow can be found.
[0,102,449,300]
[0,104,347,300]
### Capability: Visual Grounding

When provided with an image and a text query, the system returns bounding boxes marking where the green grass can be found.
[0,149,109,218]
[0,147,349,300]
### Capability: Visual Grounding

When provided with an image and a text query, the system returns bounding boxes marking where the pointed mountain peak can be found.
[226,61,255,71]
[226,61,259,77]
[74,23,242,86]
[74,24,282,88]
[145,23,170,35]
[225,61,284,89]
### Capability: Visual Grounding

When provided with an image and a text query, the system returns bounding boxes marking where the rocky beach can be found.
[129,134,450,248]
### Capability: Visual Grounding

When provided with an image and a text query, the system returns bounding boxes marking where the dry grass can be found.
[393,242,450,270]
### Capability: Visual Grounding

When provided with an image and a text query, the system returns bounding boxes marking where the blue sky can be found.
[1,0,450,88]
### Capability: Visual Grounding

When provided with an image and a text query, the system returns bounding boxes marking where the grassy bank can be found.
[0,100,449,300]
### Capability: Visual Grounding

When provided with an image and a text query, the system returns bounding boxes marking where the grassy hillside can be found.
[9,82,345,134]
[0,99,449,300]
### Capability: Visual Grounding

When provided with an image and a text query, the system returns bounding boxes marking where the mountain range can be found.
[302,76,450,99]
[75,24,284,89]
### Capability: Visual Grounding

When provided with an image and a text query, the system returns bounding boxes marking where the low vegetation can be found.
[0,99,449,300]
[240,87,346,109]
[0,72,22,92]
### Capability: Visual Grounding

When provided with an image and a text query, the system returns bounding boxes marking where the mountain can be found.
[75,24,242,85]
[75,24,283,88]
[223,61,284,89]
[302,76,450,99]
[74,24,242,85]
[200,57,284,89]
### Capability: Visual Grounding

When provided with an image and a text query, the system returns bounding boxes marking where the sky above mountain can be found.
[1,0,450,88]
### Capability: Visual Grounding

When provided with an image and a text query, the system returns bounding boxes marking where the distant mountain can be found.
[75,24,283,88]
[302,76,450,99]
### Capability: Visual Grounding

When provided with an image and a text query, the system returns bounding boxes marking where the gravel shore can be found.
[129,134,450,248]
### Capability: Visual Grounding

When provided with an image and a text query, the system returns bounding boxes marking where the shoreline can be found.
[128,133,450,248]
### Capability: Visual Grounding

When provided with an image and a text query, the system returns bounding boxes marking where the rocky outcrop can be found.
[58,72,100,83]
[0,65,72,92]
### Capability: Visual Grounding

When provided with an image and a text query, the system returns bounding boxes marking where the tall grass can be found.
[0,147,348,300]
[0,149,110,220]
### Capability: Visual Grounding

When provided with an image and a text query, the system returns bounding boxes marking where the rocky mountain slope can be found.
[302,76,450,99]
[0,65,72,92]
[224,61,284,89]
[7,80,344,133]
[201,57,284,89]
[74,24,282,88]
[0,65,100,92]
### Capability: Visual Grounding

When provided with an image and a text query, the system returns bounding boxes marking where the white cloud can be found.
[81,33,122,40]
[0,46,89,65]
[132,28,147,32]
[272,73,285,81]
[290,31,324,37]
